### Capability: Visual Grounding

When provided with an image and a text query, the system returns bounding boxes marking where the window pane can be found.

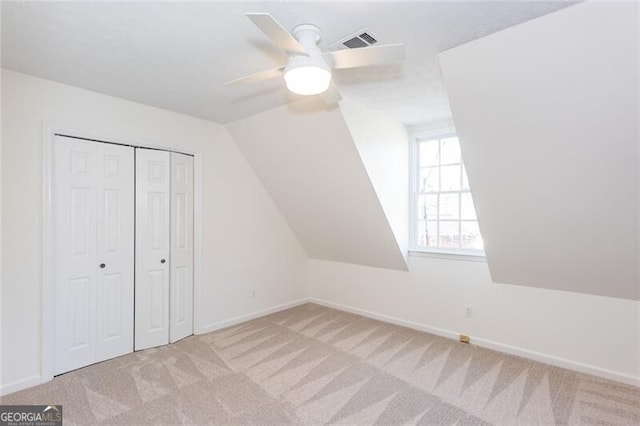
[417,220,438,247]
[439,193,459,220]
[426,221,438,246]
[419,140,439,167]
[439,221,460,248]
[413,133,483,254]
[418,194,438,221]
[440,137,461,165]
[419,167,439,192]
[440,165,461,191]
[460,192,477,220]
[417,220,427,246]
[461,221,483,250]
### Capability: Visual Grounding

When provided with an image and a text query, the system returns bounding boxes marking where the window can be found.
[411,135,484,255]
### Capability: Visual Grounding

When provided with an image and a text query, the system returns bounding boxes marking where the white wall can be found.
[227,98,407,271]
[439,1,638,300]
[0,70,307,393]
[340,99,409,259]
[308,257,640,385]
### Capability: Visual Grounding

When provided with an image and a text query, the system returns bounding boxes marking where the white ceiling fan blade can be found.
[324,43,405,69]
[246,13,308,56]
[225,66,285,85]
[322,82,342,105]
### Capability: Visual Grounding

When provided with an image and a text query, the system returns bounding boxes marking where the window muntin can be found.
[413,135,483,254]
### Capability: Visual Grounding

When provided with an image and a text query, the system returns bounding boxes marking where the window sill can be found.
[408,249,487,262]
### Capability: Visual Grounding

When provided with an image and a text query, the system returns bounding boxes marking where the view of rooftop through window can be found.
[413,136,483,253]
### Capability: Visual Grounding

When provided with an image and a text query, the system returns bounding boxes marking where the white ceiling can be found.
[1,1,576,125]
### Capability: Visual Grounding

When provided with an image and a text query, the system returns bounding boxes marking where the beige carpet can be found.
[2,303,639,425]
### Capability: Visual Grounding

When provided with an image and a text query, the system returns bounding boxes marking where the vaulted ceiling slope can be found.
[226,98,408,271]
[1,1,575,126]
[439,1,639,300]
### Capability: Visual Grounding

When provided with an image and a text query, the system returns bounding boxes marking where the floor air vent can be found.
[330,29,379,50]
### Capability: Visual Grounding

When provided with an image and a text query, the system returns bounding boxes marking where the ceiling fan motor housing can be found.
[283,23,332,95]
[286,24,331,73]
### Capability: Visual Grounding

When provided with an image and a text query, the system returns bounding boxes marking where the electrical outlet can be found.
[251,289,256,298]
[465,306,473,318]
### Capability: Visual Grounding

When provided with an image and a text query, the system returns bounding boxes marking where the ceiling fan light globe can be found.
[284,66,331,96]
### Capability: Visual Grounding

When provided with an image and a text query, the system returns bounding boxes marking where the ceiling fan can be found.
[226,13,405,105]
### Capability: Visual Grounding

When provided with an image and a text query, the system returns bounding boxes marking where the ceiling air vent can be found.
[358,32,377,45]
[329,29,379,51]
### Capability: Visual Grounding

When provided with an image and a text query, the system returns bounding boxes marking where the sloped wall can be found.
[340,99,409,260]
[227,98,408,271]
[439,1,639,299]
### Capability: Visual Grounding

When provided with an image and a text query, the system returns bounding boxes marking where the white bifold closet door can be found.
[134,149,171,350]
[135,149,193,350]
[169,152,194,343]
[54,136,135,375]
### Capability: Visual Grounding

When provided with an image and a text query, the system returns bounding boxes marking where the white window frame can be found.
[409,131,485,259]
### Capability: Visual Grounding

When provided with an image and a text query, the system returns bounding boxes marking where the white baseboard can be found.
[0,300,309,397]
[0,374,42,397]
[3,297,636,397]
[309,298,460,341]
[308,297,640,388]
[196,298,310,334]
[470,336,639,387]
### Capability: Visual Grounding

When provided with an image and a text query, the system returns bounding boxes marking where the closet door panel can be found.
[170,153,194,343]
[135,149,171,350]
[54,136,135,374]
[95,142,135,362]
[54,136,98,374]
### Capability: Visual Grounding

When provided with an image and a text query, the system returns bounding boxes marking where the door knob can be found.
[161,259,166,264]
[100,263,106,268]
